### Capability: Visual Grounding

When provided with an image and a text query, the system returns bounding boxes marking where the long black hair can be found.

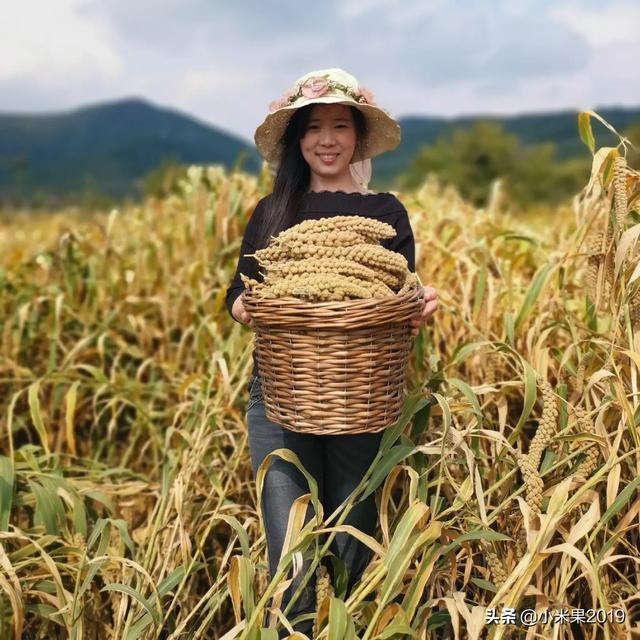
[255,104,368,250]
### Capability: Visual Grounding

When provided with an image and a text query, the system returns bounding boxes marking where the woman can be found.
[225,68,438,637]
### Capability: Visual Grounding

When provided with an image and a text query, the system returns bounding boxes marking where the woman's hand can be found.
[410,286,438,337]
[232,292,254,328]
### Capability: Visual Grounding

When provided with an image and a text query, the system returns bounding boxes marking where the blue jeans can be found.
[246,374,384,637]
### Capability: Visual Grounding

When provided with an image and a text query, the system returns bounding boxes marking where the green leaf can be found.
[361,444,415,500]
[157,565,193,597]
[409,400,431,441]
[122,614,154,640]
[101,583,160,627]
[496,232,538,245]
[426,609,451,630]
[376,622,418,639]
[110,518,136,556]
[328,597,348,639]
[28,381,50,456]
[16,445,41,471]
[380,393,429,452]
[238,556,256,621]
[217,515,252,557]
[0,456,14,531]
[77,521,112,601]
[511,359,538,443]
[601,148,618,187]
[74,364,108,383]
[25,603,59,620]
[585,296,597,332]
[514,263,554,333]
[470,577,498,593]
[381,504,437,603]
[472,261,487,319]
[505,312,514,346]
[578,112,595,154]
[449,341,486,367]
[71,492,88,538]
[446,378,483,429]
[126,564,204,638]
[440,529,512,556]
[600,475,640,528]
[84,490,115,514]
[30,480,64,534]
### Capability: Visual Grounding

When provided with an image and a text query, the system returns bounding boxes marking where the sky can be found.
[1,0,639,143]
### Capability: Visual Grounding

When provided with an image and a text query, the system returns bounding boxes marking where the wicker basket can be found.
[242,287,425,435]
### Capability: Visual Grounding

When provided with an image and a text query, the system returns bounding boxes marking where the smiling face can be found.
[299,103,358,187]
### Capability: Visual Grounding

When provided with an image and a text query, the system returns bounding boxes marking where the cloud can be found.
[95,0,332,47]
[373,3,588,83]
[549,1,640,46]
[482,21,589,78]
[0,0,121,84]
[181,69,250,102]
[338,0,402,21]
[0,0,638,140]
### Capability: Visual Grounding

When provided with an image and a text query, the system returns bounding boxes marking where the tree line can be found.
[399,120,640,209]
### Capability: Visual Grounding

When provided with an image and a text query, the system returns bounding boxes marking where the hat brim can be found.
[254,97,401,164]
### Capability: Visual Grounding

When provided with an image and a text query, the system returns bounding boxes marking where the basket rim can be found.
[243,285,424,329]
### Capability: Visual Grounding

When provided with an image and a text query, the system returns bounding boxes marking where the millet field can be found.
[0,114,639,639]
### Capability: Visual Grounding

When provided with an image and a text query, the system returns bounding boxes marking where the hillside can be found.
[0,98,261,204]
[1,99,638,203]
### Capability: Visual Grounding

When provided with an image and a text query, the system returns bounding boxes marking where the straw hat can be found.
[254,68,401,165]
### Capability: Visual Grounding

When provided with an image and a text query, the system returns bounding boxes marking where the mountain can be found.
[0,98,261,205]
[373,106,640,186]
[1,98,638,205]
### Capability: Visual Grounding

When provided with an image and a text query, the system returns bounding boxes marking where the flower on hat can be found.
[268,88,295,113]
[267,73,379,114]
[300,76,329,99]
[356,85,376,105]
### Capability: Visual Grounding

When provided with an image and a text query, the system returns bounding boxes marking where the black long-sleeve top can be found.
[225,190,416,381]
